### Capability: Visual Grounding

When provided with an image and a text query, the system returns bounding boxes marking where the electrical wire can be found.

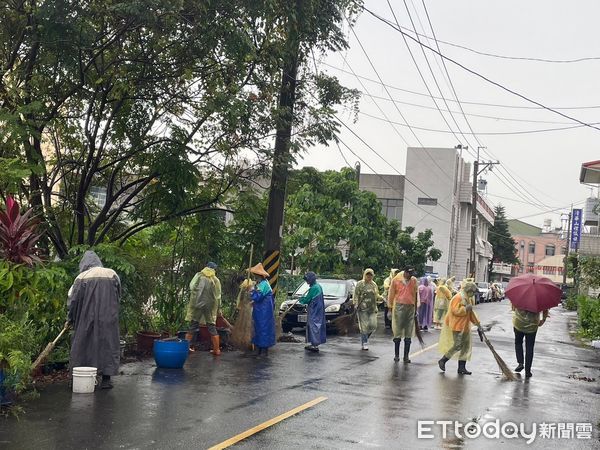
[361,5,600,132]
[322,62,600,111]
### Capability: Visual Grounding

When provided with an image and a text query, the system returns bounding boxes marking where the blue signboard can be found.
[571,208,583,249]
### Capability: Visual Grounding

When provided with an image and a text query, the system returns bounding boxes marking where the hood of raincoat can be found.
[461,280,477,297]
[79,251,103,273]
[446,276,455,289]
[201,267,217,278]
[420,276,429,286]
[304,271,317,286]
[438,277,447,287]
[362,268,375,281]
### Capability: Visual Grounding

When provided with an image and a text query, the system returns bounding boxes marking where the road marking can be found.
[208,396,328,449]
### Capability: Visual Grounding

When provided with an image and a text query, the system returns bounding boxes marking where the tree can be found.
[1,1,358,259]
[488,204,519,278]
[282,168,441,276]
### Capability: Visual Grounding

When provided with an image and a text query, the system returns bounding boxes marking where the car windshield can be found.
[294,280,347,298]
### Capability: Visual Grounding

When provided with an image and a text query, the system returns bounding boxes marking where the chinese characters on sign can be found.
[570,208,583,250]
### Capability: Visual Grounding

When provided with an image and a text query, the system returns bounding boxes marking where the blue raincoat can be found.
[299,277,326,346]
[250,280,276,348]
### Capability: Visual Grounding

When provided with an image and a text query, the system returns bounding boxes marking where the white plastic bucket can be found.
[72,367,98,394]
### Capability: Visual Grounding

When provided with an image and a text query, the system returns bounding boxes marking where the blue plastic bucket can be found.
[153,339,190,369]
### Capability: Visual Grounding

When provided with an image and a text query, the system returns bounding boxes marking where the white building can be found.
[401,147,495,282]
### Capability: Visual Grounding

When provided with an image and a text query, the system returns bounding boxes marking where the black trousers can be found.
[514,328,537,372]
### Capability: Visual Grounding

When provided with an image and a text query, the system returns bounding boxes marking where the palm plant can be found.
[0,196,42,266]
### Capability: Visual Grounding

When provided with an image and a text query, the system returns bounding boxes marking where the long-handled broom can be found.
[31,322,70,373]
[331,308,358,335]
[479,328,517,381]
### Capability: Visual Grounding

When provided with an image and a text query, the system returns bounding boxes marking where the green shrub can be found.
[0,315,41,394]
[564,294,578,311]
[578,296,600,340]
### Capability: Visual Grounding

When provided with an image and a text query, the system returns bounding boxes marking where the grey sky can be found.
[298,0,600,229]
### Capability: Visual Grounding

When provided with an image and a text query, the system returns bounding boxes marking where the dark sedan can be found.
[279,278,356,333]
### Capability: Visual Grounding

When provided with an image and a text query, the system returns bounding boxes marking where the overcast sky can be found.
[297,0,600,230]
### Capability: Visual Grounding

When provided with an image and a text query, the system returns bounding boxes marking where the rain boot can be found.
[438,356,449,372]
[458,360,472,375]
[185,332,196,352]
[403,338,411,363]
[100,375,113,390]
[393,338,400,362]
[210,335,221,356]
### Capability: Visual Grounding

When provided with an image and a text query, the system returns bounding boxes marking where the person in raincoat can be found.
[433,277,452,330]
[446,276,457,296]
[298,271,326,352]
[513,306,549,378]
[388,267,418,363]
[249,263,276,355]
[382,269,399,329]
[417,277,433,331]
[185,262,222,356]
[67,251,121,389]
[354,268,382,350]
[437,280,482,375]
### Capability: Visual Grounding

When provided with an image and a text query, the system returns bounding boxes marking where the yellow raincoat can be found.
[438,284,480,361]
[388,271,418,339]
[434,278,452,323]
[354,271,381,335]
[186,267,222,325]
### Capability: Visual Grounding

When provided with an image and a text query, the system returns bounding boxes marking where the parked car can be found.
[279,278,357,333]
[476,282,490,303]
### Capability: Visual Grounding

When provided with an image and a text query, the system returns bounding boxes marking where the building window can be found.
[380,198,402,221]
[561,246,567,255]
[528,242,536,254]
[545,244,555,256]
[527,263,534,273]
[90,186,107,208]
[417,197,438,206]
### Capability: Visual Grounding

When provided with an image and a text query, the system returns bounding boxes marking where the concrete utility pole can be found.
[562,207,572,286]
[469,147,499,280]
[263,1,302,292]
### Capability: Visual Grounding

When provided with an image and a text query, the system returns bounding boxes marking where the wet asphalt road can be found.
[1,301,599,450]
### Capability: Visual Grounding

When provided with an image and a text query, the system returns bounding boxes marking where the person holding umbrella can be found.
[513,307,549,378]
[505,273,561,379]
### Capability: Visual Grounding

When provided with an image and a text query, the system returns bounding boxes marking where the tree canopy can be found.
[488,204,519,277]
[282,167,441,276]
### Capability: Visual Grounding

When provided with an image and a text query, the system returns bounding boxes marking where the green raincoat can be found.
[354,278,380,335]
[186,267,222,325]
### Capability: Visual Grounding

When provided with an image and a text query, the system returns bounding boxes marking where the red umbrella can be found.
[505,273,562,313]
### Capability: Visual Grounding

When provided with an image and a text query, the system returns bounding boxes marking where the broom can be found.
[31,322,70,373]
[230,245,255,350]
[479,328,517,381]
[331,309,358,335]
[276,298,300,340]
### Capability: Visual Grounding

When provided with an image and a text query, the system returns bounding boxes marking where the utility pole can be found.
[263,1,302,292]
[562,206,572,286]
[469,147,499,280]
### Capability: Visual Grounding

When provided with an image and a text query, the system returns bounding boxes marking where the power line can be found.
[357,109,599,135]
[361,5,600,132]
[323,62,600,111]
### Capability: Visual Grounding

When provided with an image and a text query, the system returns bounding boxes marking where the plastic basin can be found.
[153,339,190,369]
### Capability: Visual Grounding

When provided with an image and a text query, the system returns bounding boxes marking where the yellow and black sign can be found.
[263,250,280,293]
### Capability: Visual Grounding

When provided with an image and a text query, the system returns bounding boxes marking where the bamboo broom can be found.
[31,322,70,373]
[479,328,517,381]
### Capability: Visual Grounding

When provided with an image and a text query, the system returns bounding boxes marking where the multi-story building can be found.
[400,147,495,282]
[359,173,404,224]
[507,219,570,283]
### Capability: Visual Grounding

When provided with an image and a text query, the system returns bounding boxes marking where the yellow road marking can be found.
[208,396,328,449]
